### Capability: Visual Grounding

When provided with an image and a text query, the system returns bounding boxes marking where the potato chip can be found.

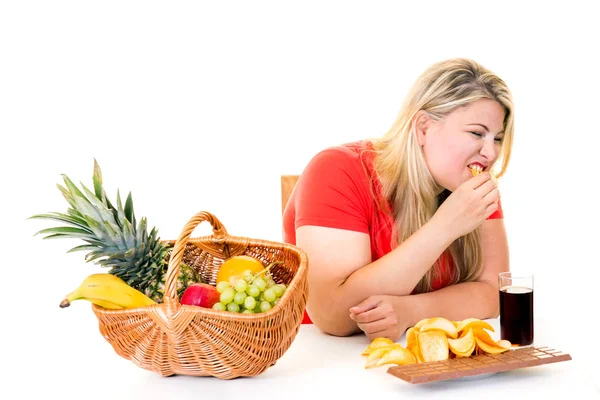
[419,317,458,339]
[475,336,510,354]
[448,328,475,357]
[413,318,431,330]
[405,327,424,362]
[376,347,417,367]
[408,343,424,363]
[418,330,449,362]
[406,327,419,348]
[364,347,392,368]
[368,337,394,348]
[361,317,514,370]
[361,337,394,356]
[472,328,501,348]
[472,328,510,354]
[455,318,495,334]
[364,344,405,368]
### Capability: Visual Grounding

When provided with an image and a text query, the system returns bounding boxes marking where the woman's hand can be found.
[432,172,499,239]
[349,295,411,342]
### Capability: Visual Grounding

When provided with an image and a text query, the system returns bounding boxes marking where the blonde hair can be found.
[370,58,515,294]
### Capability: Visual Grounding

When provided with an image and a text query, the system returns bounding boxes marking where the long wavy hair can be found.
[370,58,515,294]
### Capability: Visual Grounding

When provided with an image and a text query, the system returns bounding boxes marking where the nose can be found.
[479,138,498,162]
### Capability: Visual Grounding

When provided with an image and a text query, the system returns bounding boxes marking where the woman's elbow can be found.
[314,320,358,337]
[480,280,500,318]
[307,307,359,337]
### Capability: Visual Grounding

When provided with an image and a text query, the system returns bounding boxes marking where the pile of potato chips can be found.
[362,317,512,368]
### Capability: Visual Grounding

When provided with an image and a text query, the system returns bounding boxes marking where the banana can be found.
[60,273,157,309]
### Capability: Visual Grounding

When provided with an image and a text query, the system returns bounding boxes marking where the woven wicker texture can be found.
[387,345,572,384]
[92,211,309,379]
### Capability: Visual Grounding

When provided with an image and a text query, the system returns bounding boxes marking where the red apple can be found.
[180,283,221,308]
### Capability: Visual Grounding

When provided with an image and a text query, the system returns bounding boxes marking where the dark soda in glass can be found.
[499,285,533,346]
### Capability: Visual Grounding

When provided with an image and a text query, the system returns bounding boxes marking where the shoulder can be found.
[303,141,372,177]
[288,141,376,235]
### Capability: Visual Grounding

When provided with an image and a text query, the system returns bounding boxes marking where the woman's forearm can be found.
[300,218,458,336]
[310,219,455,336]
[343,219,455,297]
[401,280,499,328]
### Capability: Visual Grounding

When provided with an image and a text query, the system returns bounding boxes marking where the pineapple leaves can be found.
[116,192,136,249]
[125,192,135,226]
[62,176,107,225]
[137,217,149,247]
[29,159,177,302]
[29,212,91,233]
[35,226,94,236]
[57,183,78,210]
[92,158,103,201]
[68,244,103,253]
[79,183,127,247]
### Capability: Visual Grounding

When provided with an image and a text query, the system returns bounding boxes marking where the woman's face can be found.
[418,98,506,192]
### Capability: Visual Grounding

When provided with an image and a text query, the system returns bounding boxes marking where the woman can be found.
[283,58,514,341]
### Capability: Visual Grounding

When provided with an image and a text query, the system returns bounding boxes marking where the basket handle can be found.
[163,211,228,302]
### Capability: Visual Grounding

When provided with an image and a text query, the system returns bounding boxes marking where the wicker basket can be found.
[91,211,309,379]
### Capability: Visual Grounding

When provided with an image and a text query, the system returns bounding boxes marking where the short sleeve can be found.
[293,147,371,233]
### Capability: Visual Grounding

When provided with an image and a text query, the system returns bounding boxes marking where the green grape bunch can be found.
[213,269,287,313]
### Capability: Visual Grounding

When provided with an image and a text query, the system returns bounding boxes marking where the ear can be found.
[414,111,432,147]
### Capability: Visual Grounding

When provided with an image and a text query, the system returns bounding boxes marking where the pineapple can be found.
[30,159,199,303]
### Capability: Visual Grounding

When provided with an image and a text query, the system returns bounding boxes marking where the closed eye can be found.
[471,131,504,144]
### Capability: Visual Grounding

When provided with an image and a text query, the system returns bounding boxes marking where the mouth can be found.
[468,163,485,176]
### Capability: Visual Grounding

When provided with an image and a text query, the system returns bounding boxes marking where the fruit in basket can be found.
[212,268,287,313]
[29,160,199,303]
[60,273,157,309]
[216,255,265,285]
[180,283,221,308]
[361,317,512,368]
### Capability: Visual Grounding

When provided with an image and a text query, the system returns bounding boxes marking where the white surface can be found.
[2,1,599,399]
[5,315,599,399]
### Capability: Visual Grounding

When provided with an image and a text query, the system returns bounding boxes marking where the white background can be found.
[1,1,599,397]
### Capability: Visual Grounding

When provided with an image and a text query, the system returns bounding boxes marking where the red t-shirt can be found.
[283,141,503,324]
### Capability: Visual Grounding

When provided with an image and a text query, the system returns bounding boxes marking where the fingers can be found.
[482,187,500,205]
[350,306,384,324]
[485,201,499,218]
[350,297,402,341]
[354,311,399,339]
[473,176,497,195]
[349,297,382,315]
[465,171,493,190]
[357,317,393,335]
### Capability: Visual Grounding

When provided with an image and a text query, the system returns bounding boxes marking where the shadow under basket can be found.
[91,211,309,379]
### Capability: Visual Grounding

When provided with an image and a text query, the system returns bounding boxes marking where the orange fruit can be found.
[216,255,265,285]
